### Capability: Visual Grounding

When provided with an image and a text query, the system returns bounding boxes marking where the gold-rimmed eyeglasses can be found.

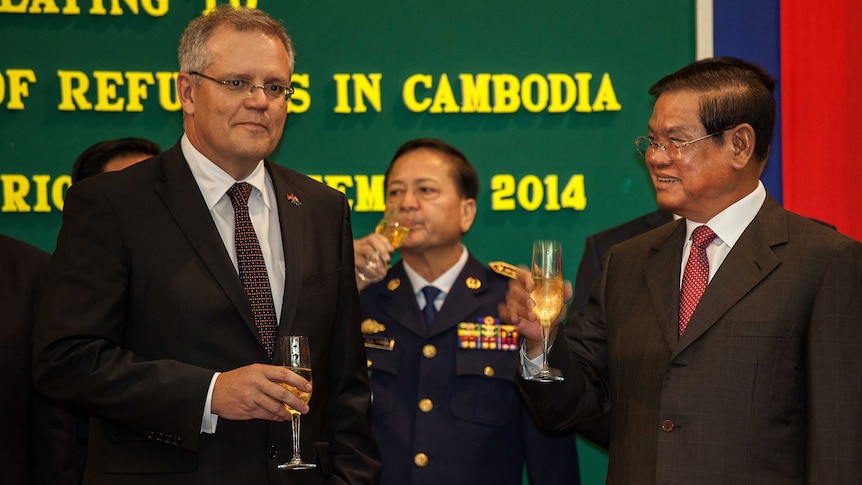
[188,71,295,101]
[635,128,729,159]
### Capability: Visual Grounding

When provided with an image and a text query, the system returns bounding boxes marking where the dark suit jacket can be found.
[1,235,80,485]
[565,209,674,449]
[571,209,674,315]
[521,196,862,484]
[361,256,580,485]
[32,142,380,485]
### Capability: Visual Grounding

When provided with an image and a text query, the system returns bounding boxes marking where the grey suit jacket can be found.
[521,196,862,484]
[33,142,380,485]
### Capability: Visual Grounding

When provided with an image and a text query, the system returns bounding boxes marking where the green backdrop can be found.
[0,1,695,482]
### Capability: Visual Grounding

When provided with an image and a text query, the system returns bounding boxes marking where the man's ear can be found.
[176,72,196,115]
[460,198,477,233]
[729,123,756,169]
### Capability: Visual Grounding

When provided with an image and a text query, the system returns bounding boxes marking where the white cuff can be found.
[200,372,220,434]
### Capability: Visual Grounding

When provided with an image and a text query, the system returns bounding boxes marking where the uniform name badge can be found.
[457,316,518,351]
[361,318,394,350]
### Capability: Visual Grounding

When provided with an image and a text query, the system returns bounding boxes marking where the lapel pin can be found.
[286,193,302,206]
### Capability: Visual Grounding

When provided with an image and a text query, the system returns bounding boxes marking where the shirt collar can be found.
[181,134,272,211]
[684,180,766,248]
[403,245,470,296]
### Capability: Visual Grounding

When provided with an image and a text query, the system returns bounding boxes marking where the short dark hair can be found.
[649,57,776,162]
[384,138,479,200]
[71,137,161,182]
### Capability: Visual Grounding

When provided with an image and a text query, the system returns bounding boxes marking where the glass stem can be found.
[540,320,551,373]
[290,412,302,463]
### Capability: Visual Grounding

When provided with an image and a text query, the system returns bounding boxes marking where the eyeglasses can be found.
[634,129,729,159]
[188,71,295,101]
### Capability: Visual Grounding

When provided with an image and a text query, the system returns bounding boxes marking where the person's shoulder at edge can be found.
[589,208,674,246]
[0,233,50,261]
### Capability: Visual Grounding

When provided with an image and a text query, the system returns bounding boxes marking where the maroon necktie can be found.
[227,182,278,357]
[679,225,717,335]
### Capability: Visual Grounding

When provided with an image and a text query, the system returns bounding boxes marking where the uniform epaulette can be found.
[489,261,519,279]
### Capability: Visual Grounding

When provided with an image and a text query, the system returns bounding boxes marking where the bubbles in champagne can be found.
[531,276,564,325]
[376,222,410,248]
[279,366,312,414]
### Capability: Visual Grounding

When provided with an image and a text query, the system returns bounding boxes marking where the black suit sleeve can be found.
[571,234,602,316]
[322,197,381,484]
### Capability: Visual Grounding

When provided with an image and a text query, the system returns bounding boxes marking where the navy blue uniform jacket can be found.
[360,255,580,485]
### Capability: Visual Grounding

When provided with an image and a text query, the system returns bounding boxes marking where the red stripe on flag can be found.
[781,0,861,240]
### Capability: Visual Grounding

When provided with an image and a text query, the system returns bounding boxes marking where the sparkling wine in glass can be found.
[526,240,565,382]
[357,205,410,283]
[275,336,316,470]
[374,204,410,249]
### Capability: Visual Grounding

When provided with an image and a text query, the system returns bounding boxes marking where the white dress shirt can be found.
[403,245,470,312]
[680,181,766,286]
[181,134,287,433]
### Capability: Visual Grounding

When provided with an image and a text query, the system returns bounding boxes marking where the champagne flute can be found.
[274,336,316,470]
[374,204,410,249]
[526,240,565,382]
[357,205,410,282]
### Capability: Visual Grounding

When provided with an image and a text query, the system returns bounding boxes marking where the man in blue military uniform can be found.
[358,138,581,485]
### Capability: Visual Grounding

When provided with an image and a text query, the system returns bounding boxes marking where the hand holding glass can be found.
[356,205,410,282]
[274,336,316,470]
[526,240,565,382]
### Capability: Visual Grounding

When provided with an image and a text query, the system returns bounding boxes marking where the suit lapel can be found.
[674,197,785,355]
[266,162,305,338]
[153,145,256,333]
[643,220,687,351]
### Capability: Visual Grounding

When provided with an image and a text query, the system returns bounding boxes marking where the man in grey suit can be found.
[502,57,862,484]
[33,6,379,485]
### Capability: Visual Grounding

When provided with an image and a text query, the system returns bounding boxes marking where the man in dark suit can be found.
[360,138,580,485]
[32,6,379,485]
[570,209,674,316]
[563,208,674,450]
[1,234,80,485]
[503,57,862,484]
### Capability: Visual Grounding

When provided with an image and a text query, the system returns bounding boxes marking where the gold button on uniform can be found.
[483,366,495,377]
[661,419,675,432]
[414,453,428,467]
[422,344,437,358]
[418,398,433,413]
[366,358,372,368]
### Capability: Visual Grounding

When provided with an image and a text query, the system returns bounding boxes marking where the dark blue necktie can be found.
[421,286,441,328]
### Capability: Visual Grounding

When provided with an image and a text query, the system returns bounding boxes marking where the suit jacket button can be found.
[268,445,279,458]
[414,453,429,467]
[661,419,675,432]
[418,398,433,413]
[483,366,495,377]
[422,344,437,358]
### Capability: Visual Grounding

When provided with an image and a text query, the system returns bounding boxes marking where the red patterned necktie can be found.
[227,182,278,357]
[679,225,717,335]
